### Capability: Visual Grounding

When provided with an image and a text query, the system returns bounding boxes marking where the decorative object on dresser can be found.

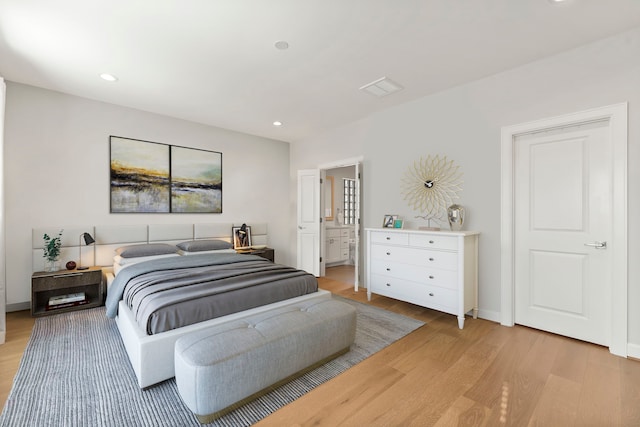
[31,266,103,317]
[42,230,63,272]
[366,228,479,329]
[77,232,95,270]
[382,214,398,228]
[401,155,463,230]
[447,204,465,231]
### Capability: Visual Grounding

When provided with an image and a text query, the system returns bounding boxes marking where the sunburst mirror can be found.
[401,155,463,229]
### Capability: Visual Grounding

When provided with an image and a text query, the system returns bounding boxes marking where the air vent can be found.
[359,77,403,97]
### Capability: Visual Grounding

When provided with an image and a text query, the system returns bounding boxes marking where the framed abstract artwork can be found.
[110,136,222,213]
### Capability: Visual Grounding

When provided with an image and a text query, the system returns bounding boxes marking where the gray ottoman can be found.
[174,297,357,423]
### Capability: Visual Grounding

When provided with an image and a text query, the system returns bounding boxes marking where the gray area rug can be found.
[0,296,424,427]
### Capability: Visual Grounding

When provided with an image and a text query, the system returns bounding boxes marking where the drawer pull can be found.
[428,275,434,279]
[386,252,391,256]
[386,283,391,287]
[386,237,391,240]
[429,240,435,244]
[386,268,391,271]
[429,292,434,297]
[428,257,434,261]
[54,273,83,278]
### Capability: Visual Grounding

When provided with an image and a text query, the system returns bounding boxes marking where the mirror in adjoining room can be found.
[324,176,334,221]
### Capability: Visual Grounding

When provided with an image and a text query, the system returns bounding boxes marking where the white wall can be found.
[291,28,640,345]
[4,82,291,308]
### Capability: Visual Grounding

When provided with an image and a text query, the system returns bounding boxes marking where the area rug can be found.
[0,296,424,427]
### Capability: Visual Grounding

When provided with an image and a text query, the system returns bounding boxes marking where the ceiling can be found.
[1,1,640,143]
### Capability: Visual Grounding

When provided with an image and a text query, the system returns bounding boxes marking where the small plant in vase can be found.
[43,230,63,272]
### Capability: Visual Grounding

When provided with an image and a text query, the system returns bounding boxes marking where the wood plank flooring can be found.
[2,277,640,426]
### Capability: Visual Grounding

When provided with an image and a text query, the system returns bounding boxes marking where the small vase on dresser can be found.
[365,227,479,329]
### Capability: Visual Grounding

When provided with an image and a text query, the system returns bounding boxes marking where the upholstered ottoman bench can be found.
[174,297,357,423]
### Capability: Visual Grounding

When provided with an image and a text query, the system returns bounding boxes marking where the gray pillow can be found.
[115,243,179,258]
[177,239,233,252]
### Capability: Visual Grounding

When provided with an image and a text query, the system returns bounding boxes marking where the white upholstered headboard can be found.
[31,222,268,272]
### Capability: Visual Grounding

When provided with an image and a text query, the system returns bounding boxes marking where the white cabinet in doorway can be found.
[326,227,350,265]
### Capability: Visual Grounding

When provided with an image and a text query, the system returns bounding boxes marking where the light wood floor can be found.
[2,278,640,426]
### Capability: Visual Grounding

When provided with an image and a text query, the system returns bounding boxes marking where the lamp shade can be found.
[82,233,95,245]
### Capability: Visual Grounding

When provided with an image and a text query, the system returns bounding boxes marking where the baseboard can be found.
[628,343,640,359]
[476,308,500,323]
[7,301,30,312]
[0,331,5,345]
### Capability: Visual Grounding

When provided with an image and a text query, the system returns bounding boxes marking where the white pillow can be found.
[112,253,181,276]
[113,253,180,265]
[179,248,236,256]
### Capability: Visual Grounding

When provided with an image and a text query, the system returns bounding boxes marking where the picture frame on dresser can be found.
[382,214,398,228]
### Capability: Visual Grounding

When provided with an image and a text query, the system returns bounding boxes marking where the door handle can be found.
[584,241,607,249]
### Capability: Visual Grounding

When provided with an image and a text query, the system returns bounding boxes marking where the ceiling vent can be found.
[359,77,404,97]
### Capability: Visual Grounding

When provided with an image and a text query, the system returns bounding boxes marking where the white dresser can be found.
[366,228,479,329]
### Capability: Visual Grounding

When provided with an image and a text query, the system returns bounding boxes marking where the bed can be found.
[32,222,329,388]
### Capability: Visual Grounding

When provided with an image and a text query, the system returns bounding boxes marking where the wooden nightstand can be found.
[31,266,103,317]
[238,248,275,262]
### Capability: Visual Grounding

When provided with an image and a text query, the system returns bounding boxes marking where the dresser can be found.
[366,228,479,329]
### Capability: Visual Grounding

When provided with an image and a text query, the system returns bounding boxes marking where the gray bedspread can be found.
[105,253,318,334]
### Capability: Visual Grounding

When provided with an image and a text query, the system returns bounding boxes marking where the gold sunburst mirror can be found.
[401,155,463,230]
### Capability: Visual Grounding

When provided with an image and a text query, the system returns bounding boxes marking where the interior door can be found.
[514,121,612,346]
[297,169,320,276]
[354,162,361,291]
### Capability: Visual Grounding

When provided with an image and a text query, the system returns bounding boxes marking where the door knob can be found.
[584,241,607,249]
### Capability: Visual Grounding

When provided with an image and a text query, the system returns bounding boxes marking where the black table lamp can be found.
[78,232,95,270]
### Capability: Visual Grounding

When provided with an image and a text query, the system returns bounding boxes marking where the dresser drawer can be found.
[409,234,458,251]
[371,261,458,290]
[370,274,457,313]
[370,244,458,270]
[369,231,409,246]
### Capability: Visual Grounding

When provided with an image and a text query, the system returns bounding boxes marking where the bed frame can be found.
[32,222,328,388]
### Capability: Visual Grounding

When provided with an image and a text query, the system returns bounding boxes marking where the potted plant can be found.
[43,230,63,272]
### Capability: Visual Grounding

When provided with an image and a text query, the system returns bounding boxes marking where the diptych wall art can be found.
[110,136,222,213]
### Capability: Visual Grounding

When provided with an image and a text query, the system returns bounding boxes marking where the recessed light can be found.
[273,121,283,126]
[274,41,289,50]
[100,73,118,82]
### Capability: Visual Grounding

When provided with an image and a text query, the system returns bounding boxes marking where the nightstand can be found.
[31,266,103,317]
[238,248,275,262]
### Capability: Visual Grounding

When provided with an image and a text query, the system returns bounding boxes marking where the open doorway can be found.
[323,165,357,286]
[317,156,363,290]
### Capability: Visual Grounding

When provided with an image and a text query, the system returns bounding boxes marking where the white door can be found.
[297,169,320,276]
[514,121,612,346]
